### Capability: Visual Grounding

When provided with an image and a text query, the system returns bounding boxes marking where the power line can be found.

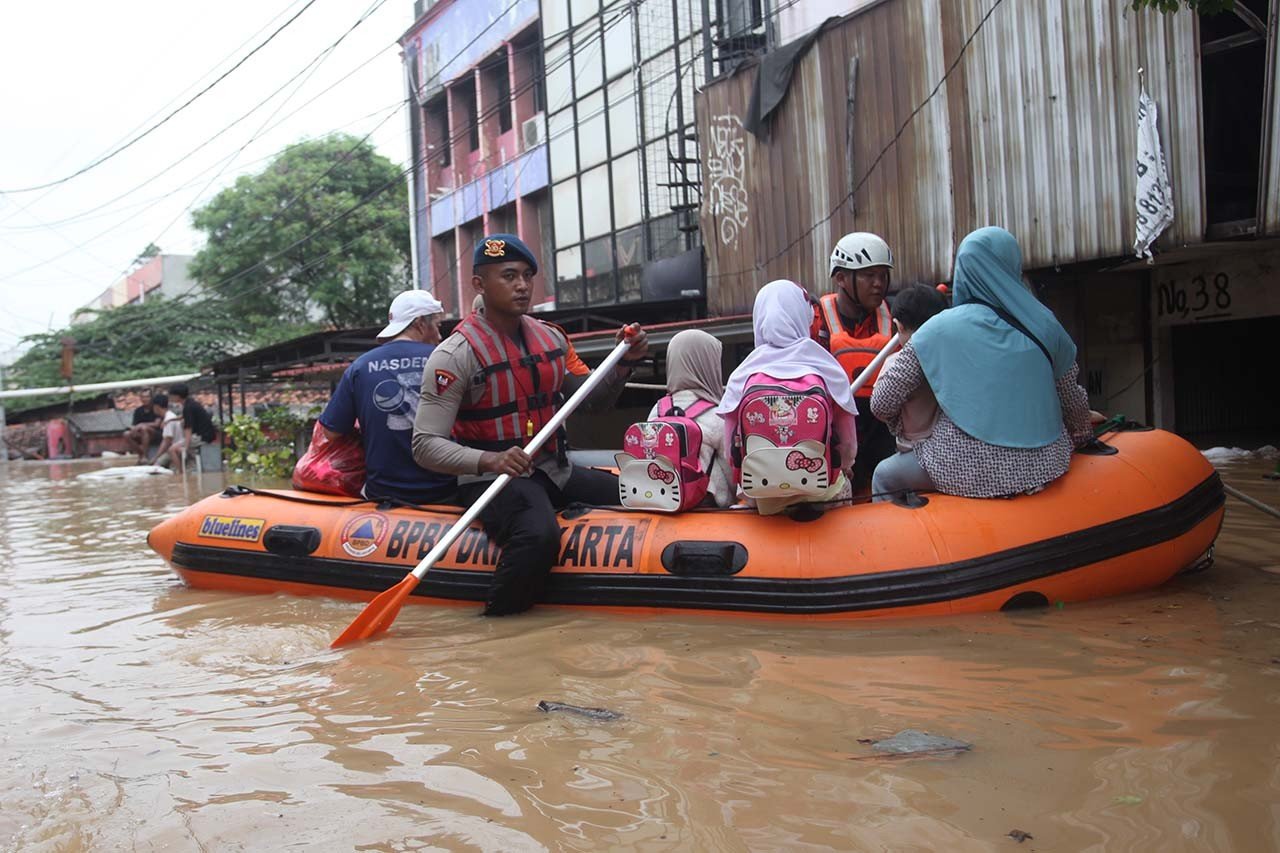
[20,0,674,364]
[0,102,401,234]
[28,0,532,361]
[136,0,394,267]
[0,3,400,235]
[0,0,322,194]
[0,0,317,227]
[0,2,402,286]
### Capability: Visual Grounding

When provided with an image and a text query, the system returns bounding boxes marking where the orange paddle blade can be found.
[331,573,421,648]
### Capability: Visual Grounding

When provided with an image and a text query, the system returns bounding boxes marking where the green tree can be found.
[133,242,161,266]
[6,296,250,411]
[1129,0,1234,12]
[189,134,411,330]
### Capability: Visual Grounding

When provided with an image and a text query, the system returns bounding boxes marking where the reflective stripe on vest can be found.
[820,293,893,398]
[454,314,568,454]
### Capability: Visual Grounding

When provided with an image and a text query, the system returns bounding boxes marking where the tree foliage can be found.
[5,296,251,411]
[133,242,161,266]
[189,134,411,330]
[1129,0,1235,13]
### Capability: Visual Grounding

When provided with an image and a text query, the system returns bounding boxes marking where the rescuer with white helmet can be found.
[816,231,897,492]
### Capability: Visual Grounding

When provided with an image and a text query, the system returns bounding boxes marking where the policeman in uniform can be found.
[412,234,649,615]
[814,231,897,492]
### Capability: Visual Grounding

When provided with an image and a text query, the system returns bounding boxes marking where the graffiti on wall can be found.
[706,115,750,249]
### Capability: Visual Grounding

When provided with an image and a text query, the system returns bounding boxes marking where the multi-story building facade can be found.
[402,0,768,317]
[70,254,198,323]
[400,0,552,316]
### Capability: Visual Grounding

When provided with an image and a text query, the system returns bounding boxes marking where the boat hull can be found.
[148,430,1224,619]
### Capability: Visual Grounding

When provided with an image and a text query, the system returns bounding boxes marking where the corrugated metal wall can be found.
[697,0,1206,316]
[1261,7,1280,236]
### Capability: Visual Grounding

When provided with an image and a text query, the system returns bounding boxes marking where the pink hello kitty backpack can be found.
[614,396,716,512]
[730,373,836,499]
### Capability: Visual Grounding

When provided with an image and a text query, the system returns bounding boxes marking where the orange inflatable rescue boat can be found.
[148,429,1223,619]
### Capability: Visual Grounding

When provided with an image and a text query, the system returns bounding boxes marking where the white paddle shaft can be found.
[848,332,901,396]
[409,337,635,581]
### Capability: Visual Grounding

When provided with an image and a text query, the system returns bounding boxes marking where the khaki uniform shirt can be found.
[412,323,630,488]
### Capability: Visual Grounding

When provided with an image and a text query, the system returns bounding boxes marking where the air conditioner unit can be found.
[521,114,545,151]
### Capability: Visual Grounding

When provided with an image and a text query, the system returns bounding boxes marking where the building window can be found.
[426,98,450,168]
[496,53,513,134]
[583,235,615,304]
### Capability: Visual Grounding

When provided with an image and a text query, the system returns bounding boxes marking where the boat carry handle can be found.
[263,525,323,557]
[661,541,748,576]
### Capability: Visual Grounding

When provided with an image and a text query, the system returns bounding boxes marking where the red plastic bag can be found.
[292,422,366,497]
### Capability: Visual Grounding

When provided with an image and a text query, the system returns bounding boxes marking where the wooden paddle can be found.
[848,332,902,396]
[331,333,639,647]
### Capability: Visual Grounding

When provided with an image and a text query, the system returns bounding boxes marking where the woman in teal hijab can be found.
[869,227,1093,500]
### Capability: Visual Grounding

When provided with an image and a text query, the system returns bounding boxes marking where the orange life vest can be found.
[453,314,569,457]
[819,293,893,398]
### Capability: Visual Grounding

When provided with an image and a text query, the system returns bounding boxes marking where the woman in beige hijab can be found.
[646,329,733,507]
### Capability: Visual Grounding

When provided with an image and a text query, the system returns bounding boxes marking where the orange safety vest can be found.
[819,293,893,398]
[453,314,569,456]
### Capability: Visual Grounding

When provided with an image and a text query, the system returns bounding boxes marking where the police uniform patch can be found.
[434,369,457,395]
[483,238,506,258]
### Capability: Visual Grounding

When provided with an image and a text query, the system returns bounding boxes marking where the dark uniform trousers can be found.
[456,465,620,616]
[854,396,896,495]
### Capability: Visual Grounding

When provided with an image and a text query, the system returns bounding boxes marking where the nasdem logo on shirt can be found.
[434,369,457,395]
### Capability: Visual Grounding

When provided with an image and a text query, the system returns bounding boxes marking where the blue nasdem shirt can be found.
[320,339,456,504]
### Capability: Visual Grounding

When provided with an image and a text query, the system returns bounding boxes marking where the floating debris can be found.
[537,700,623,721]
[78,465,173,480]
[1007,829,1033,843]
[869,729,972,755]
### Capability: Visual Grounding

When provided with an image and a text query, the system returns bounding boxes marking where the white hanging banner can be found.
[1134,82,1175,260]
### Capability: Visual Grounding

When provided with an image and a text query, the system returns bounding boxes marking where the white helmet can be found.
[829,232,893,277]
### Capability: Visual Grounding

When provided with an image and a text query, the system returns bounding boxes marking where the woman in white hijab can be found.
[647,329,733,507]
[717,280,858,514]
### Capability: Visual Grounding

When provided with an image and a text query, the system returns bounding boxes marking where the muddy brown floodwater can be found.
[1,456,1278,852]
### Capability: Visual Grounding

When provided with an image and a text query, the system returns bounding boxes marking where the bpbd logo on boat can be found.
[341,512,389,558]
[198,515,266,542]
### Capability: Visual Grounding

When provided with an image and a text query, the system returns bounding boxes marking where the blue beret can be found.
[473,233,538,275]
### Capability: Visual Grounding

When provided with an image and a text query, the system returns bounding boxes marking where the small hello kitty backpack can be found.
[730,373,836,499]
[614,396,716,512]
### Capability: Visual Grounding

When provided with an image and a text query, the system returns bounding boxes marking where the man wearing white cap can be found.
[317,290,456,504]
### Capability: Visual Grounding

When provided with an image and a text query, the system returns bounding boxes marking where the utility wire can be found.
[0,0,323,194]
[0,0,316,226]
[0,0,399,285]
[0,0,399,234]
[28,0,531,360]
[21,0,712,363]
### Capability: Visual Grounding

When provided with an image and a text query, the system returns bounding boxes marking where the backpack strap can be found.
[682,398,717,420]
[656,395,676,417]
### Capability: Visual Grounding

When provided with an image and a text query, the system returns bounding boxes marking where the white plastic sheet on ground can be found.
[77,465,174,480]
[1201,445,1279,462]
[1134,86,1175,260]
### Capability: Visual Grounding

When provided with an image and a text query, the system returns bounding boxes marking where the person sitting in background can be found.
[875,284,948,458]
[150,394,186,472]
[870,226,1093,500]
[168,383,217,469]
[123,391,162,464]
[318,289,456,504]
[718,280,859,516]
[646,329,734,508]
